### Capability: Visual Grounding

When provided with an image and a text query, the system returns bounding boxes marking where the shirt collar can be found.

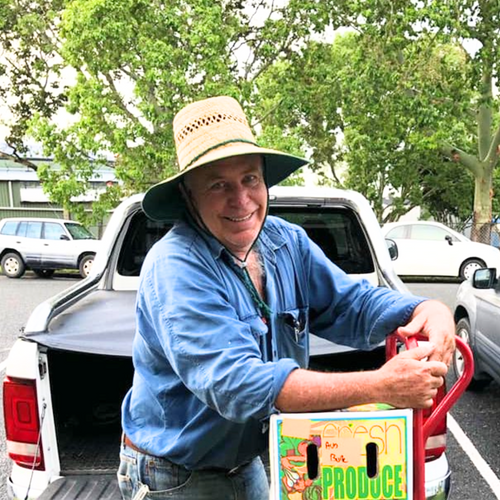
[178,215,288,263]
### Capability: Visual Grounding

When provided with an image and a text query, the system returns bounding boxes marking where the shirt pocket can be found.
[243,314,269,357]
[277,307,309,367]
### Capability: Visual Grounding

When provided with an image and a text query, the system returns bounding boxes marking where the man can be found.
[118,96,455,500]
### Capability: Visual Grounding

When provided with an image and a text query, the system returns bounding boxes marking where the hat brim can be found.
[142,145,308,221]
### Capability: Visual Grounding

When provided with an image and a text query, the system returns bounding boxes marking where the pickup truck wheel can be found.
[1,252,26,278]
[33,269,55,279]
[454,317,491,391]
[459,258,485,281]
[79,254,95,278]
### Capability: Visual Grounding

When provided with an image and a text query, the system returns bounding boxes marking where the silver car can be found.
[0,217,101,278]
[454,267,500,389]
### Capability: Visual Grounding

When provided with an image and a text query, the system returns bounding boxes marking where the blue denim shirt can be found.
[121,216,424,470]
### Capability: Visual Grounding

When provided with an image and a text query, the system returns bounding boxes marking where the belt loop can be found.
[132,483,150,500]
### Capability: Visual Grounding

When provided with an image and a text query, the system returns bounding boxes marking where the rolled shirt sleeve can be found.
[286,221,426,349]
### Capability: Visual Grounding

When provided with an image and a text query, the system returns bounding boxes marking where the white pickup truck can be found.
[3,186,451,500]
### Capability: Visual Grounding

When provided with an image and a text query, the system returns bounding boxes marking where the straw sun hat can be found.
[142,96,309,221]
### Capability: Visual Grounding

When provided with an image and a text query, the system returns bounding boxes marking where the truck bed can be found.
[38,475,120,500]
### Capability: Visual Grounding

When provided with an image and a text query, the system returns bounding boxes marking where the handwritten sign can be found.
[321,437,363,467]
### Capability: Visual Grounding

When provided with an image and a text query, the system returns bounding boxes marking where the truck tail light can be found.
[423,384,446,461]
[3,376,45,471]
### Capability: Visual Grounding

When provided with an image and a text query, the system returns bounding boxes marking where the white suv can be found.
[0,217,101,278]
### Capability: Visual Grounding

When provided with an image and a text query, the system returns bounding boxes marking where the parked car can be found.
[382,220,500,280]
[454,267,500,390]
[0,217,101,279]
[3,187,451,500]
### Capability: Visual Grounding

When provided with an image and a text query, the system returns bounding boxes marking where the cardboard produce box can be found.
[269,406,413,500]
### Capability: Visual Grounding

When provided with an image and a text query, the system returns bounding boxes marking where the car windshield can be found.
[65,222,95,240]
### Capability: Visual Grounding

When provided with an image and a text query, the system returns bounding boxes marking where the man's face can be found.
[184,154,267,259]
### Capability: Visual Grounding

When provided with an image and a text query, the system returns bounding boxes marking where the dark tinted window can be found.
[0,221,19,235]
[65,223,95,240]
[118,206,374,277]
[269,207,374,274]
[117,211,172,276]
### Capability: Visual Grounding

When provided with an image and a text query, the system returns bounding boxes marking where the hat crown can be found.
[173,96,256,172]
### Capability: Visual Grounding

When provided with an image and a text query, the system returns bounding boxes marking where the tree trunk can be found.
[471,171,493,244]
[63,208,71,220]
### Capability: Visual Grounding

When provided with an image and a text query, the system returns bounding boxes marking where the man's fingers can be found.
[434,376,445,389]
[428,336,455,365]
[396,319,424,337]
[398,343,449,376]
[429,361,448,377]
[398,342,435,361]
[422,397,435,409]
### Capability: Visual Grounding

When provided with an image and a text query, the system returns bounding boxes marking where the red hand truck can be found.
[386,333,474,500]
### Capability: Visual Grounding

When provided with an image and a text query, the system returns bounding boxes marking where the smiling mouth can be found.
[225,213,253,222]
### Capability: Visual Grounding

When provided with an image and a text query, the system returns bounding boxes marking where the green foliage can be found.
[336,33,476,223]
[0,0,66,152]
[255,29,476,223]
[1,0,334,223]
[327,0,500,240]
[1,0,499,236]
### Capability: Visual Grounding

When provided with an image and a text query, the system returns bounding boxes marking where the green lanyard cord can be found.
[239,265,272,322]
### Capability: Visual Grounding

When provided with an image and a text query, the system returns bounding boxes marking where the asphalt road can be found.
[0,275,498,499]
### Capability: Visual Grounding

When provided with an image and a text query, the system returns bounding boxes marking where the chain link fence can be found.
[469,222,500,247]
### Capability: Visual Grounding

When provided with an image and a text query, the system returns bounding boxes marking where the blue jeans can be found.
[117,443,269,500]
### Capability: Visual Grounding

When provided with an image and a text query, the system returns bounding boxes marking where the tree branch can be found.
[0,150,39,171]
[102,72,142,125]
[252,97,284,127]
[440,143,481,177]
[486,122,500,166]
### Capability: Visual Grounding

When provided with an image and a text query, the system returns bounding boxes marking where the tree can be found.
[255,31,476,224]
[3,0,496,237]
[326,0,500,241]
[0,0,331,224]
[334,32,477,225]
[0,0,66,165]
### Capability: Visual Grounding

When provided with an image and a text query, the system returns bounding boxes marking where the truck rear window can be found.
[270,207,374,274]
[117,207,374,277]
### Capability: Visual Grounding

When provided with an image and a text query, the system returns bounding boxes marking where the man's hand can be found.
[396,300,456,366]
[376,343,448,409]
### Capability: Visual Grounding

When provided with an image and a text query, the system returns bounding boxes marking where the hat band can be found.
[183,138,258,170]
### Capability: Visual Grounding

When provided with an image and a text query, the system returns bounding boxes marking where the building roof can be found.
[0,158,116,182]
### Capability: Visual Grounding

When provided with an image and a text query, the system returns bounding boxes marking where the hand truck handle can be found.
[385,333,474,432]
[386,332,474,500]
[422,335,473,439]
[386,333,474,500]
